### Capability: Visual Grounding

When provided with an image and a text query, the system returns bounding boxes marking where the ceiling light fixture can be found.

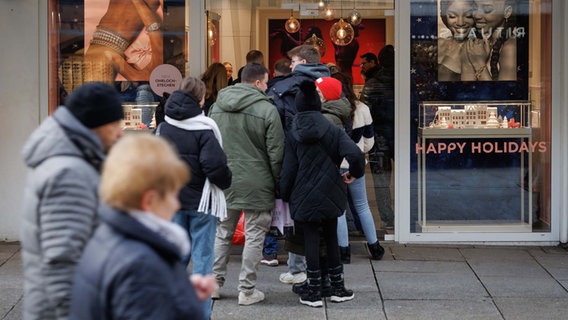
[284,9,300,33]
[330,1,354,46]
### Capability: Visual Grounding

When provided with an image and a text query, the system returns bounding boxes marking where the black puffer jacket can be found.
[268,63,330,131]
[280,111,365,223]
[159,90,232,210]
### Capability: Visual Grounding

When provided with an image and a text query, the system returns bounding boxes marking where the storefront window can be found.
[409,0,552,234]
[48,0,189,129]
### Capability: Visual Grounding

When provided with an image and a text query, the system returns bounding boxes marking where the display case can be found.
[122,102,159,131]
[416,101,533,233]
[419,101,531,137]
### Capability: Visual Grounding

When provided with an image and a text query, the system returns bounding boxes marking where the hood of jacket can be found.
[292,63,330,80]
[291,111,332,144]
[213,83,271,113]
[164,90,203,120]
[322,97,351,122]
[22,107,105,169]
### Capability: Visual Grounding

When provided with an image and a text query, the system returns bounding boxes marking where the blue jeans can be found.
[172,209,216,320]
[337,169,378,246]
[287,252,306,274]
[263,235,279,259]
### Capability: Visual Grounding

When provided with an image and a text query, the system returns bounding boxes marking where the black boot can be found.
[329,265,354,303]
[294,273,331,298]
[299,270,323,308]
[339,246,351,264]
[367,241,385,260]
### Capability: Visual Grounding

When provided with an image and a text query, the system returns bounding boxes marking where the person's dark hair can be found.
[440,0,476,30]
[242,63,269,84]
[274,58,291,76]
[287,45,321,63]
[488,0,515,80]
[360,52,378,64]
[201,62,228,102]
[180,76,206,101]
[378,45,395,69]
[331,72,356,119]
[246,50,264,64]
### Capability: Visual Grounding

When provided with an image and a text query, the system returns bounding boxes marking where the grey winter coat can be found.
[280,111,365,222]
[21,107,105,320]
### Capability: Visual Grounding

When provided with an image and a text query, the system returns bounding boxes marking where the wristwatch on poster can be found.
[146,22,161,33]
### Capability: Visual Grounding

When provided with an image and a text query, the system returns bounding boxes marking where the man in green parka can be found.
[209,62,285,306]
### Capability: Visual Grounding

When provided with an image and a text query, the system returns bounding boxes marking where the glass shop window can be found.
[48,0,189,130]
[409,0,552,234]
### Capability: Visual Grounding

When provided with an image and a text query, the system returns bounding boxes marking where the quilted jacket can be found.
[280,111,365,222]
[21,107,104,320]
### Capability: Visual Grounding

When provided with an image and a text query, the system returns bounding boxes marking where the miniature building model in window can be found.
[121,106,143,129]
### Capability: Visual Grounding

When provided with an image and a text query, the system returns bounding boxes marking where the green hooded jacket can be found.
[209,83,285,210]
[322,97,352,129]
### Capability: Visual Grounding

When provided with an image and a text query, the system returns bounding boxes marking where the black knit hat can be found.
[65,82,124,128]
[295,80,321,112]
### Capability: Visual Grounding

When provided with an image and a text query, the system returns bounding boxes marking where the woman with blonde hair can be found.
[201,62,229,115]
[70,135,218,319]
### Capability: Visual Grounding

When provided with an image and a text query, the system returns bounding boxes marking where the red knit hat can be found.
[315,77,342,101]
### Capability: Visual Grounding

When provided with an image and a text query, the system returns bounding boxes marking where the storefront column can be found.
[189,0,206,77]
[554,0,568,243]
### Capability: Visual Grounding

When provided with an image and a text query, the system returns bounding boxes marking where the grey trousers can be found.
[213,208,272,294]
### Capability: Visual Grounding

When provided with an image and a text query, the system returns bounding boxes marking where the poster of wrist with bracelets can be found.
[436,0,527,83]
[84,0,164,82]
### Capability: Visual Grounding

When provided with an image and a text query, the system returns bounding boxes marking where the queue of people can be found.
[21,43,391,319]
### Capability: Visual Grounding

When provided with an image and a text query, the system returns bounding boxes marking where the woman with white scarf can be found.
[157,76,232,320]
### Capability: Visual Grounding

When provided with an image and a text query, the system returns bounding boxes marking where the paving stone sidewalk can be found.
[2,241,568,320]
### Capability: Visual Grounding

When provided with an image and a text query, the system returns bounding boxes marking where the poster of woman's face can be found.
[437,0,521,82]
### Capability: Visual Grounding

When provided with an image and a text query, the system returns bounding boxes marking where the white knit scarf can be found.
[165,114,228,221]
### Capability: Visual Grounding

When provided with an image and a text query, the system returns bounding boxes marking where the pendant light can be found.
[330,1,354,46]
[322,2,334,21]
[347,0,362,26]
[285,9,300,33]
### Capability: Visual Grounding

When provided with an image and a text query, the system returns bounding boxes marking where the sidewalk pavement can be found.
[2,240,568,320]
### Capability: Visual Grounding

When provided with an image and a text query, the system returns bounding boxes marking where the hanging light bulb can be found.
[348,9,362,26]
[323,4,334,21]
[317,1,325,9]
[347,0,362,26]
[284,10,300,33]
[207,20,217,46]
[304,33,327,57]
[330,18,354,46]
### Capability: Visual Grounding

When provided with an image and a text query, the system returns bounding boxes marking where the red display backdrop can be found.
[268,18,386,85]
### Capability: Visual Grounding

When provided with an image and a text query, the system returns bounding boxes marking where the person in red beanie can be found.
[314,77,353,130]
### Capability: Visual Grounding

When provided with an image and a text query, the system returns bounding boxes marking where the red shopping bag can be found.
[231,211,245,245]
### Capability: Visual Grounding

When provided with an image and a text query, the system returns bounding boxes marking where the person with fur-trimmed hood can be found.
[280,80,365,308]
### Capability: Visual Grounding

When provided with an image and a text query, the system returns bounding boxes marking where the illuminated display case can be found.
[416,101,534,233]
[419,101,531,136]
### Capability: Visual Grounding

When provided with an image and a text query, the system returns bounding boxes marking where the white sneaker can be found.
[211,288,220,300]
[261,257,279,266]
[279,272,307,284]
[238,289,265,306]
